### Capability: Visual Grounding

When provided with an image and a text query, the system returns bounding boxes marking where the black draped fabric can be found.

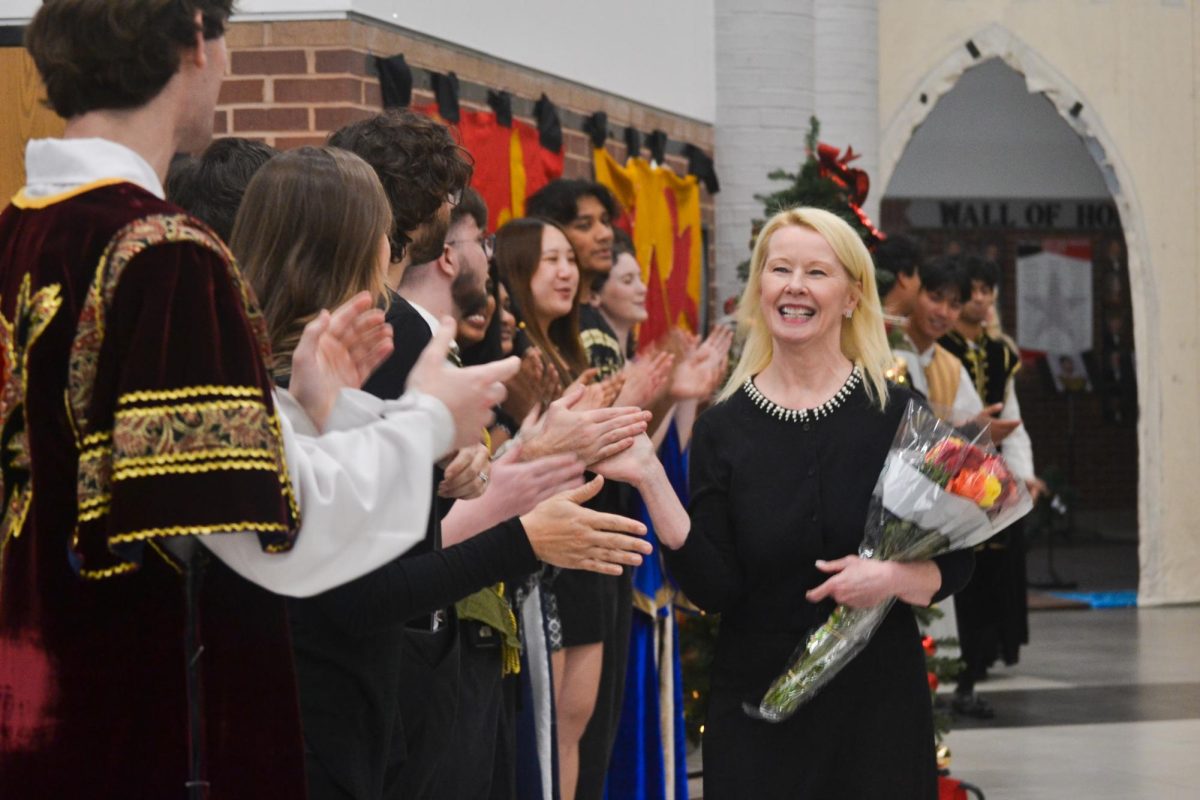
[376,54,413,109]
[533,94,563,154]
[583,112,609,149]
[663,381,973,799]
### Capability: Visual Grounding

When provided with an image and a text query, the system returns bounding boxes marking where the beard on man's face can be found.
[451,269,489,319]
[406,216,451,265]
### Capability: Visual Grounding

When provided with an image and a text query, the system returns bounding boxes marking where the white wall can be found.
[1,1,717,123]
[885,58,1109,199]
[879,0,1200,606]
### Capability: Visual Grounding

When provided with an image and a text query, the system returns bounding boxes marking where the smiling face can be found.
[565,194,614,274]
[529,225,579,328]
[908,284,963,351]
[756,224,857,352]
[497,281,517,355]
[597,252,648,326]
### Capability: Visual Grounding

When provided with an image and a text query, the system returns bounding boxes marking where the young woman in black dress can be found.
[595,207,974,799]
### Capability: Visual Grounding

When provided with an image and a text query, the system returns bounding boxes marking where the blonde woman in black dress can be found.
[594,207,973,799]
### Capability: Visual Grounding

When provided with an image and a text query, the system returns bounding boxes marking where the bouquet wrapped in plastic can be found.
[748,400,1033,723]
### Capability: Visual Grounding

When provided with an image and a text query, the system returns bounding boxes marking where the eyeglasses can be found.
[447,233,495,259]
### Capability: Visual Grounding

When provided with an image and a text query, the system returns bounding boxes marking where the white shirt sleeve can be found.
[197,388,455,597]
[948,365,984,426]
[998,377,1035,479]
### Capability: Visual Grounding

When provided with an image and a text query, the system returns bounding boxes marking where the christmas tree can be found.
[736,116,885,283]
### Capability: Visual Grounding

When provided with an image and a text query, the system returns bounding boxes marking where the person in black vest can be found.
[939,255,1045,718]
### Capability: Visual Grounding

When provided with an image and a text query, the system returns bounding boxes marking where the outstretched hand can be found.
[520,476,652,575]
[977,403,1022,445]
[518,386,650,465]
[290,291,393,431]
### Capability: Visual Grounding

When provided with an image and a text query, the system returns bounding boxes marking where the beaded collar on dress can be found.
[742,367,862,423]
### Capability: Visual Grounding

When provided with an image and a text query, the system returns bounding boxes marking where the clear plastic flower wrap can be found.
[747,400,1034,723]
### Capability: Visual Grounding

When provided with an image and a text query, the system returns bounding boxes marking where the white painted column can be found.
[713,0,816,309]
[814,0,880,226]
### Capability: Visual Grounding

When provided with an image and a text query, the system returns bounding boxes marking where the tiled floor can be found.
[944,604,1200,799]
[684,541,1200,799]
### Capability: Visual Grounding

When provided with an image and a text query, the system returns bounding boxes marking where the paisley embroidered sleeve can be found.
[68,215,298,579]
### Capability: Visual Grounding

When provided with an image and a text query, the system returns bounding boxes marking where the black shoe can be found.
[951,691,995,719]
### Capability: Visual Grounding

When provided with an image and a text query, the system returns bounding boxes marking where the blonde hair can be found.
[718,207,893,409]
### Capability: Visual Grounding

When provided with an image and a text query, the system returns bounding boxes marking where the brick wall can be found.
[218,18,719,322]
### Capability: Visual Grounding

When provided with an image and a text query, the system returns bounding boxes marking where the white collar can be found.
[23,138,164,199]
[916,343,937,367]
[405,299,441,336]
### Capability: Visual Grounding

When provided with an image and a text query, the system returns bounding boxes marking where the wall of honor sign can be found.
[900,198,1121,232]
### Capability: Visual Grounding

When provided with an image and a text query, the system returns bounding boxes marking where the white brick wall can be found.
[713,0,818,308]
[712,0,880,306]
[815,0,880,227]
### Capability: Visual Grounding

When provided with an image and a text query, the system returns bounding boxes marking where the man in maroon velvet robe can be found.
[0,2,506,795]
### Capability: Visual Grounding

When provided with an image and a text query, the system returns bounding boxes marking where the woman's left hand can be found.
[805,555,896,609]
[438,443,492,499]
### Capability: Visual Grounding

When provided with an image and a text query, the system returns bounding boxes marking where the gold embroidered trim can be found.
[112,458,278,482]
[269,412,300,522]
[78,494,110,511]
[109,521,291,546]
[11,178,131,210]
[118,385,263,406]
[78,505,110,522]
[79,561,138,580]
[62,214,299,581]
[114,398,267,421]
[0,275,64,597]
[78,445,110,463]
[114,447,275,469]
[82,431,110,447]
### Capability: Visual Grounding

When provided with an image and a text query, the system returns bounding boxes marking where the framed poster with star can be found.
[1015,239,1093,355]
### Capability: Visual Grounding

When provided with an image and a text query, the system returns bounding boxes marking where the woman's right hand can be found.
[519,386,650,465]
[590,432,657,487]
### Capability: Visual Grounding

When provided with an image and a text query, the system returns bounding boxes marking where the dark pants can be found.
[386,616,461,800]
[436,619,517,799]
[574,568,633,800]
[955,523,1029,694]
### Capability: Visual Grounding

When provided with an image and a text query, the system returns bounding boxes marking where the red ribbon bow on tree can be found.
[814,142,885,246]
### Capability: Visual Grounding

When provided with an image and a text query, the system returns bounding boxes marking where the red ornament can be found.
[922,635,936,656]
[927,672,939,691]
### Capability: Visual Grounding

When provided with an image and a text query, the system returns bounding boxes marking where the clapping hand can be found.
[290,291,394,431]
[614,350,674,409]
[502,347,559,421]
[407,318,520,455]
[519,385,650,465]
[438,443,492,499]
[669,325,733,401]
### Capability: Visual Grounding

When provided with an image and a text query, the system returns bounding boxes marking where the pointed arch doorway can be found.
[878,33,1147,595]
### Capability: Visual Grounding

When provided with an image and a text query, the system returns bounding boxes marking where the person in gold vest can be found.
[892,257,1019,444]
